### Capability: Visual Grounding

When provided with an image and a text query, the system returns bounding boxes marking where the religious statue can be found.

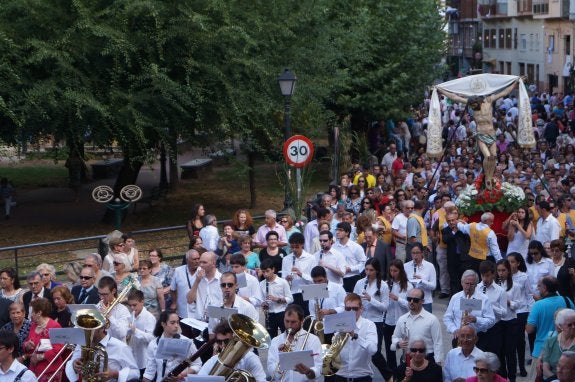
[426,74,535,190]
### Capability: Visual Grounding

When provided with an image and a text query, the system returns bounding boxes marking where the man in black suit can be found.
[441,212,471,295]
[362,227,393,280]
[71,266,100,304]
[22,272,52,318]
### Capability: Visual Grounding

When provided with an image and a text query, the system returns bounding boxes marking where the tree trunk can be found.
[102,159,143,226]
[248,151,256,209]
[168,132,179,191]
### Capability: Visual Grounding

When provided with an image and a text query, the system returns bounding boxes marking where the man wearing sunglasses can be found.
[315,230,346,285]
[334,293,379,382]
[71,266,99,304]
[391,288,443,365]
[207,272,258,335]
[199,321,266,382]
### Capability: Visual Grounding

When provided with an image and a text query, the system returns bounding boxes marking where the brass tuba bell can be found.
[72,308,109,382]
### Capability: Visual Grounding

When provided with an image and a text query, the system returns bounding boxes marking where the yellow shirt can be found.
[378,216,393,245]
[557,210,575,238]
[437,209,447,249]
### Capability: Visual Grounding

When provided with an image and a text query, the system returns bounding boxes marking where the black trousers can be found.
[343,275,362,293]
[292,293,310,316]
[372,321,393,380]
[267,311,285,338]
[500,318,519,379]
[516,312,530,371]
[383,324,397,369]
[334,376,372,382]
[477,321,503,355]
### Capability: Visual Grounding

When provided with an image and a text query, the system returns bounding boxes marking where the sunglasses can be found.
[216,338,230,346]
[79,276,93,280]
[220,282,235,288]
[473,367,490,373]
[363,201,371,204]
[409,348,426,353]
[344,306,360,311]
[406,297,421,303]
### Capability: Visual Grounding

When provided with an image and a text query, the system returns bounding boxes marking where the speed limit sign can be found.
[283,135,315,168]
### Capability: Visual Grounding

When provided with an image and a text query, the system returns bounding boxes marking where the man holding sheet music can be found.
[306,266,346,321]
[443,270,496,344]
[189,252,223,323]
[282,233,316,316]
[267,304,322,382]
[207,272,258,334]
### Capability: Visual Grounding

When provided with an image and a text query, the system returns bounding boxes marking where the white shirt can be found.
[391,309,444,363]
[391,214,409,242]
[443,290,496,334]
[385,281,413,326]
[66,334,140,382]
[200,351,266,382]
[303,220,319,253]
[443,346,485,382]
[336,317,378,378]
[477,281,507,322]
[314,248,346,285]
[527,258,555,298]
[457,222,502,261]
[498,280,522,321]
[281,252,316,294]
[97,300,131,341]
[381,152,397,170]
[353,277,389,323]
[333,239,366,278]
[268,329,322,382]
[260,276,293,313]
[0,359,37,382]
[170,265,197,318]
[403,260,436,305]
[535,214,561,244]
[142,334,201,382]
[129,306,156,369]
[238,271,264,307]
[208,295,259,333]
[513,271,533,313]
[200,225,220,252]
[195,271,223,320]
[308,282,346,319]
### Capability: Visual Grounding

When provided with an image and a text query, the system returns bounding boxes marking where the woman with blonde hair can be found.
[50,286,74,328]
[36,263,61,290]
[112,253,138,297]
[62,262,83,289]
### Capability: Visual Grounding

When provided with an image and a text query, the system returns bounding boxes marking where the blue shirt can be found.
[527,294,573,357]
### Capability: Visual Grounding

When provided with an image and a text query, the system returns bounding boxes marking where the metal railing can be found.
[0,216,265,279]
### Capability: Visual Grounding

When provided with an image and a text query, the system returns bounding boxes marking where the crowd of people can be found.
[7,89,575,382]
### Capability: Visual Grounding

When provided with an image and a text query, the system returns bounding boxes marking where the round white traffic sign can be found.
[283,135,314,168]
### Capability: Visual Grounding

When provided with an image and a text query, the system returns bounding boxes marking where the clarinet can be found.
[162,338,216,381]
[264,281,270,331]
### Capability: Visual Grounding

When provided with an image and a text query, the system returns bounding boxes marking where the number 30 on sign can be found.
[283,135,315,168]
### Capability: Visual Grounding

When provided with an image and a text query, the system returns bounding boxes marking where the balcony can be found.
[478,0,515,18]
[532,0,569,19]
[518,0,533,15]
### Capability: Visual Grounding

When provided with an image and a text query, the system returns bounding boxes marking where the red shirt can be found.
[391,158,404,177]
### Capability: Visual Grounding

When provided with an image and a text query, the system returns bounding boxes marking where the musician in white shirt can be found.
[126,290,156,375]
[189,252,223,321]
[333,222,366,293]
[66,326,140,382]
[281,233,316,316]
[207,272,258,334]
[267,304,322,382]
[170,249,200,319]
[199,321,266,382]
[314,230,346,285]
[476,261,507,355]
[308,266,346,320]
[96,276,131,342]
[403,243,436,312]
[260,259,293,337]
[142,311,201,382]
[229,254,264,307]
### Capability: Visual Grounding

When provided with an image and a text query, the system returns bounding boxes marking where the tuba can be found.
[321,331,350,376]
[209,313,271,382]
[73,308,109,382]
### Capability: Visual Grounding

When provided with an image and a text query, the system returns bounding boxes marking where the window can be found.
[520,34,527,50]
[519,63,525,76]
[514,28,518,50]
[499,29,505,49]
[548,35,555,52]
[566,35,571,55]
[491,29,497,49]
[506,29,512,49]
[484,29,489,49]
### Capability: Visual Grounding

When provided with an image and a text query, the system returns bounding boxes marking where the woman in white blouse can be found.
[142,310,201,382]
[353,258,391,381]
[526,240,555,300]
[503,207,533,259]
[507,252,532,378]
[383,259,412,369]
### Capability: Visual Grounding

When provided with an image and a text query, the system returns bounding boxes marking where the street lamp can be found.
[278,68,297,211]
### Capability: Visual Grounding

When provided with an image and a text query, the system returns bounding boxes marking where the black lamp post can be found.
[278,68,297,210]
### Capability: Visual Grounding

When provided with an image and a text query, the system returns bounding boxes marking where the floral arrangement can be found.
[294,220,306,232]
[455,174,526,216]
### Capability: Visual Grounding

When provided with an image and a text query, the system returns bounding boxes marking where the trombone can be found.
[36,279,136,382]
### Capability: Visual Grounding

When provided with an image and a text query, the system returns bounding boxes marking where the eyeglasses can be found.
[406,297,421,303]
[220,282,235,288]
[79,276,93,280]
[216,338,230,346]
[409,348,426,353]
[344,306,360,311]
[281,220,288,224]
[473,367,491,373]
